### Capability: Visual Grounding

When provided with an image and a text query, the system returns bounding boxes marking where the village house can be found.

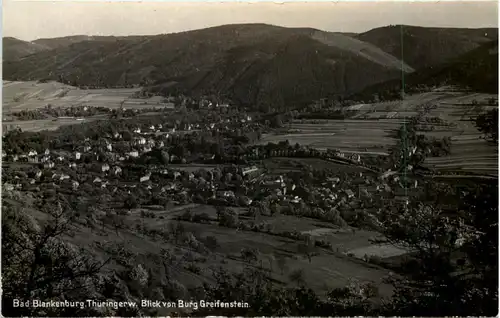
[128,150,139,158]
[44,149,50,156]
[75,152,81,160]
[93,177,102,184]
[113,166,122,175]
[291,196,301,203]
[217,190,235,198]
[241,166,260,177]
[44,162,55,169]
[344,189,355,199]
[140,172,151,183]
[162,183,177,191]
[102,164,110,172]
[136,137,147,145]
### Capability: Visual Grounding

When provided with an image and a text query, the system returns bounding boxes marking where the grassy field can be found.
[416,92,498,176]
[258,119,400,154]
[54,200,395,307]
[2,81,174,114]
[263,157,372,175]
[258,90,497,176]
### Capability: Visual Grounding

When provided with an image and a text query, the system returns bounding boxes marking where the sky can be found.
[3,1,498,41]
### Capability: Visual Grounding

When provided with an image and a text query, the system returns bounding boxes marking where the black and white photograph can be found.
[1,0,499,316]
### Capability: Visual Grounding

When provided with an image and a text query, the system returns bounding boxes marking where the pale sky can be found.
[3,1,498,41]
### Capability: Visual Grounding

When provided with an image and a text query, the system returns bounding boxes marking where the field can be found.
[263,157,373,175]
[2,80,177,133]
[2,80,174,114]
[10,196,391,317]
[259,90,498,177]
[416,92,498,176]
[258,119,402,155]
[2,116,108,132]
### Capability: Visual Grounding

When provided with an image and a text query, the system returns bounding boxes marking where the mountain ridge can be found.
[3,23,498,108]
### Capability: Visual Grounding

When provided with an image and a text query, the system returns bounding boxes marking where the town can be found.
[1,4,498,317]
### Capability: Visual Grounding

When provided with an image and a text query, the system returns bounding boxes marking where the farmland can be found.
[416,92,498,176]
[2,80,175,114]
[2,80,177,133]
[258,119,401,155]
[258,90,498,177]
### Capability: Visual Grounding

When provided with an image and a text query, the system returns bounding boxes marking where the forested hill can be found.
[3,24,498,109]
[350,39,499,101]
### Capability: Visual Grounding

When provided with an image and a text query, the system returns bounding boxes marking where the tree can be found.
[297,235,315,263]
[275,255,288,275]
[218,208,238,228]
[289,269,306,287]
[240,247,259,264]
[375,182,498,316]
[160,151,170,164]
[2,203,110,316]
[124,195,138,209]
[476,108,498,142]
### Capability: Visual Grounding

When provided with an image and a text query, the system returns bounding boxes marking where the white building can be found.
[128,151,139,158]
[140,172,151,183]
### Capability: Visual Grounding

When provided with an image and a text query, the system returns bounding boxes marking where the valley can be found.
[2,20,498,317]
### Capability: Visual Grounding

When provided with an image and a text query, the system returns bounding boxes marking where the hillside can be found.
[357,25,498,69]
[32,35,146,50]
[2,37,50,61]
[143,33,404,109]
[3,23,497,109]
[351,39,499,101]
[3,24,409,109]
